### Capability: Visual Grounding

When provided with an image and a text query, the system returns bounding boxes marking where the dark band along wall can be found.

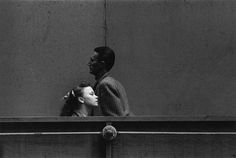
[0,0,235,116]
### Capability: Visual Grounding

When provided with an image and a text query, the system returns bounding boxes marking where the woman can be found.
[60,81,98,116]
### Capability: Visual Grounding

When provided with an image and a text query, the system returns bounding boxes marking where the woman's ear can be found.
[78,97,84,103]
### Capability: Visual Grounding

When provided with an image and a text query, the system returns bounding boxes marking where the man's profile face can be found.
[88,52,103,75]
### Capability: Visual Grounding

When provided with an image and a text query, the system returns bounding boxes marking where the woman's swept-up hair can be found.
[60,81,91,116]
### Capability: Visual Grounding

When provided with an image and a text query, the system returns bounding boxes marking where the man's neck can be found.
[95,70,108,81]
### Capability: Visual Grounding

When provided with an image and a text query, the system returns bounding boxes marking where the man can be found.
[88,46,132,116]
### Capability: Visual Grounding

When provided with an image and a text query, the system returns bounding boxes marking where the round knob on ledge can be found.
[102,125,117,140]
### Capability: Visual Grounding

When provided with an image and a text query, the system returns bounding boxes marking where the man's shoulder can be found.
[100,76,116,83]
[99,76,117,87]
[99,76,126,91]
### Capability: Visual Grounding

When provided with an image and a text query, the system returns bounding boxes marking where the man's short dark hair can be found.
[94,46,115,72]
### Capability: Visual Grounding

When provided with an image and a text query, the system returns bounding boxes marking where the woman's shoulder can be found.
[72,112,87,117]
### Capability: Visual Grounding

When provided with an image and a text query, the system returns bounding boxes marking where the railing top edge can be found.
[0,115,235,122]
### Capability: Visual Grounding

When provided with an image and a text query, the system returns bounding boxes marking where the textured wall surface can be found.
[107,0,236,116]
[113,135,236,158]
[0,0,235,116]
[0,0,104,116]
[0,135,105,158]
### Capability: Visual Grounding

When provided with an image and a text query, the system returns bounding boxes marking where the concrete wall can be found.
[0,0,235,116]
[0,0,104,116]
[107,0,236,116]
[0,135,104,158]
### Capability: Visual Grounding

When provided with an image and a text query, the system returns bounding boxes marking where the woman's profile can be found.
[60,81,98,116]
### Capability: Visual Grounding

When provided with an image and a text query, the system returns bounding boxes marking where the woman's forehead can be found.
[82,86,94,93]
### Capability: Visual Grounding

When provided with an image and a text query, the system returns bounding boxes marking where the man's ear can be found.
[100,60,105,65]
[100,61,106,69]
[78,97,84,103]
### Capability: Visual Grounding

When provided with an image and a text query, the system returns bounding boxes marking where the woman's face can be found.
[82,86,98,107]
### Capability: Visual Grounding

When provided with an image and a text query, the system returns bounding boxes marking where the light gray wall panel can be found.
[0,0,104,116]
[0,0,236,116]
[106,0,236,116]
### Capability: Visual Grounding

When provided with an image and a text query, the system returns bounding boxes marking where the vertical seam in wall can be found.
[104,0,107,46]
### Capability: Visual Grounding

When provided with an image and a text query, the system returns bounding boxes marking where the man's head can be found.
[88,46,115,76]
